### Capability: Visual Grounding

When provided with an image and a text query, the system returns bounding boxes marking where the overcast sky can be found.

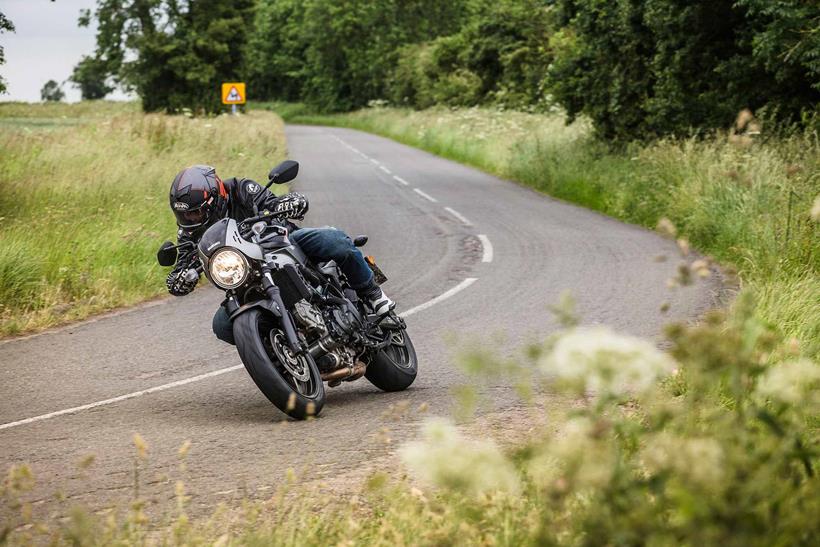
[1,0,130,102]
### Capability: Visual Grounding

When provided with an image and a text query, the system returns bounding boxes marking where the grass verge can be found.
[0,101,286,336]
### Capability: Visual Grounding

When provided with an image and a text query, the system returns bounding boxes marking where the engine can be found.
[292,299,361,373]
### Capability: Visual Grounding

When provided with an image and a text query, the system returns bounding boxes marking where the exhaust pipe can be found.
[321,361,366,382]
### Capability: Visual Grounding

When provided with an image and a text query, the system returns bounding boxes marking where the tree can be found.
[70,55,113,100]
[387,0,555,110]
[247,0,469,111]
[79,0,255,113]
[548,0,820,141]
[40,80,65,102]
[0,11,14,94]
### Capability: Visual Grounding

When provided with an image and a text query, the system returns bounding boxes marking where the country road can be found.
[0,125,723,520]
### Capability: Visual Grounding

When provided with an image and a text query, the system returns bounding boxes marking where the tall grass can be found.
[269,104,820,356]
[0,102,286,336]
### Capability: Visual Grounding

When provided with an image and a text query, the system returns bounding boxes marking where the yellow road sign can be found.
[221,82,246,105]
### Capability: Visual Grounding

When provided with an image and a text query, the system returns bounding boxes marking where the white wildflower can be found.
[527,418,614,490]
[642,433,724,488]
[539,326,677,397]
[756,359,820,405]
[811,195,820,222]
[400,418,520,496]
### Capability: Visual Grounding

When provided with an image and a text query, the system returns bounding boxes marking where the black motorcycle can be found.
[157,161,417,419]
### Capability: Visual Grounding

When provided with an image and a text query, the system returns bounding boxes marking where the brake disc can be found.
[270,331,311,382]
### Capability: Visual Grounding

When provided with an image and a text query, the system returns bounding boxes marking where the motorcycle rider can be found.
[166,164,394,345]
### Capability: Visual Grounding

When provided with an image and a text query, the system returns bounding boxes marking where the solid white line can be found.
[413,188,438,203]
[444,206,472,226]
[399,278,478,319]
[0,365,244,431]
[379,165,392,175]
[478,234,494,263]
[393,175,409,186]
[0,277,481,431]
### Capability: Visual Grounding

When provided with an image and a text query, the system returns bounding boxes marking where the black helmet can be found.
[169,165,228,230]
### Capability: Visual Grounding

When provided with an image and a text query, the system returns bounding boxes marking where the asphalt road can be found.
[0,125,723,521]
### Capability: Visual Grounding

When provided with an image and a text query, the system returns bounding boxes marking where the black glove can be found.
[274,192,309,220]
[166,268,198,296]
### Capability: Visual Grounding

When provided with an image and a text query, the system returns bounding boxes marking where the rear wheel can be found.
[366,327,418,392]
[233,309,325,419]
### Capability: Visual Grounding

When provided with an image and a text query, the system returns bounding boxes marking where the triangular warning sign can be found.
[226,86,242,102]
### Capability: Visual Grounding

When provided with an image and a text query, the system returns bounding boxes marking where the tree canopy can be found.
[40,80,65,102]
[0,11,15,95]
[77,0,819,139]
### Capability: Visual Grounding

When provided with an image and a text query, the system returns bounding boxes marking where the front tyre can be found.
[366,327,418,392]
[233,309,325,419]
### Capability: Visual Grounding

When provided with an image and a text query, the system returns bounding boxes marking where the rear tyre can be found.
[366,327,418,392]
[233,308,325,419]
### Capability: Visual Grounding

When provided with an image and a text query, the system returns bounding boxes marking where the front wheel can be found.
[233,309,325,419]
[366,327,418,392]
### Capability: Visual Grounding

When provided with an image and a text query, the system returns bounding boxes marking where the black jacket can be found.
[171,177,302,274]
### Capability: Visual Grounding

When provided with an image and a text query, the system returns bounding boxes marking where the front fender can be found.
[229,299,283,322]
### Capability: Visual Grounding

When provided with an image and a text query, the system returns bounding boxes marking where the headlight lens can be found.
[209,248,249,289]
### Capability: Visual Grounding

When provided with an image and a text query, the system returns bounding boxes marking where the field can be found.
[266,103,820,358]
[0,102,286,336]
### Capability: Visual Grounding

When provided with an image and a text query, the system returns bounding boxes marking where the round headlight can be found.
[209,248,249,289]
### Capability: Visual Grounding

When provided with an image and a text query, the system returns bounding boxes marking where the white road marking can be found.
[0,365,244,431]
[413,188,438,203]
[399,277,478,318]
[370,158,381,166]
[379,165,392,175]
[444,206,472,226]
[393,175,410,186]
[0,277,480,431]
[478,234,494,263]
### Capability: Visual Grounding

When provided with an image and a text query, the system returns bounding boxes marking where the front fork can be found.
[260,264,304,354]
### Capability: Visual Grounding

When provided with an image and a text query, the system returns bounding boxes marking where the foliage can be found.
[70,55,113,100]
[39,80,64,102]
[0,102,285,336]
[387,0,556,110]
[79,0,255,113]
[0,10,13,94]
[549,0,820,141]
[246,0,468,112]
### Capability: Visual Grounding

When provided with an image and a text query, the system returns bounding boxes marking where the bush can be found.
[549,0,820,141]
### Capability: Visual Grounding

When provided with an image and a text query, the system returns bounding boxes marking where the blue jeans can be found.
[212,226,374,345]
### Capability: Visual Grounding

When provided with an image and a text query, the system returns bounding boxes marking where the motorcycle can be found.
[157,160,417,419]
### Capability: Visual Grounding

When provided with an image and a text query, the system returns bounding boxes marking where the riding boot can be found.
[357,280,395,317]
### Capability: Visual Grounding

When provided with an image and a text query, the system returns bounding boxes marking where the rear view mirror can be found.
[157,241,178,267]
[268,160,299,184]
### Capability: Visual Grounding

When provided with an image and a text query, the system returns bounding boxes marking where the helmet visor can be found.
[174,203,211,228]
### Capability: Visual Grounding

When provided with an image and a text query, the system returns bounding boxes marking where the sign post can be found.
[221,82,246,115]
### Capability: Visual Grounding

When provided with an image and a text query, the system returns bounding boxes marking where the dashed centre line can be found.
[413,188,438,203]
[444,206,472,226]
[332,131,493,265]
[478,234,494,263]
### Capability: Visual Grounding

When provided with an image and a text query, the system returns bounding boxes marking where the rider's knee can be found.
[321,227,356,261]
